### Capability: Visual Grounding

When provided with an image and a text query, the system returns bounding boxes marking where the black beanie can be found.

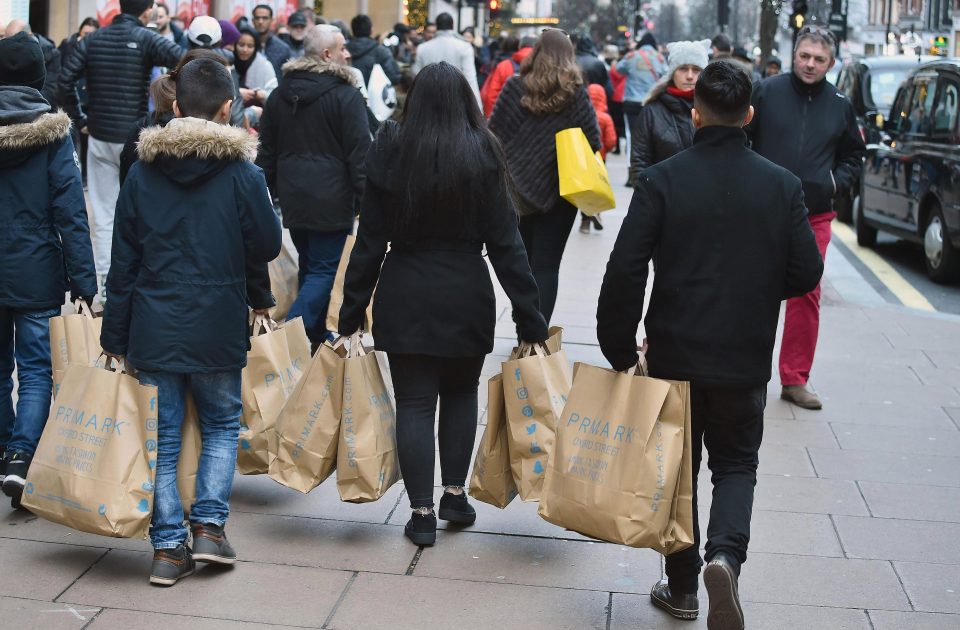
[0,32,46,91]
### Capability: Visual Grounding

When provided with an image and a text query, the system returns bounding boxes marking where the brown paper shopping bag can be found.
[49,301,105,395]
[502,329,572,501]
[336,334,400,503]
[538,362,694,554]
[269,343,343,493]
[22,363,158,539]
[469,374,518,508]
[238,317,310,474]
[325,235,374,333]
[269,229,299,321]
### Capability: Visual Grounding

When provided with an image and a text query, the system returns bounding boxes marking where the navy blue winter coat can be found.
[0,87,97,309]
[100,118,282,373]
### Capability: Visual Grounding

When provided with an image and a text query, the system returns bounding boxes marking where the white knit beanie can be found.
[666,39,711,74]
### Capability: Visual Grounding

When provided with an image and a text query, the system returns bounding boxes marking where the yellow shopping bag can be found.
[557,127,616,215]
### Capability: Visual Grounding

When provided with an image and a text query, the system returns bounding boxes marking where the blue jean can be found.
[0,306,59,456]
[138,369,242,550]
[288,228,350,343]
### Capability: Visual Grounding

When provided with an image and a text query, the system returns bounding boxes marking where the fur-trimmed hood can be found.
[0,110,71,152]
[137,117,256,163]
[136,117,257,187]
[280,56,361,88]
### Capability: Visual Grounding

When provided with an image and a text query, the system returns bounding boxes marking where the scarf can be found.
[666,86,695,101]
[234,50,256,87]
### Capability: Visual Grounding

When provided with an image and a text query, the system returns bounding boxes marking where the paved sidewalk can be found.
[3,154,960,629]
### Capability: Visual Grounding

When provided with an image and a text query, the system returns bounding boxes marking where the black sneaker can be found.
[590,215,604,231]
[404,511,437,546]
[2,452,30,507]
[650,579,699,621]
[191,523,237,565]
[703,554,744,630]
[0,450,6,485]
[149,544,195,586]
[438,491,476,525]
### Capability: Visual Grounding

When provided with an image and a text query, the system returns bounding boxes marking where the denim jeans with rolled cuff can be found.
[138,369,242,550]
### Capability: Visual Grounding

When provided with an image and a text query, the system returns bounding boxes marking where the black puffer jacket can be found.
[0,88,97,309]
[630,80,695,184]
[36,34,62,110]
[101,118,281,373]
[346,37,402,86]
[60,13,183,143]
[489,76,601,215]
[256,57,371,233]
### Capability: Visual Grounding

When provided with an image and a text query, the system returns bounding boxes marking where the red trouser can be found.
[778,211,834,386]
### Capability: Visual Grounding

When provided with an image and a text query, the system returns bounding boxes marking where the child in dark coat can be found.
[101,58,281,586]
[0,33,97,508]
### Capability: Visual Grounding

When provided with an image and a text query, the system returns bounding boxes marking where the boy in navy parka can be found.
[101,58,281,586]
[0,33,97,508]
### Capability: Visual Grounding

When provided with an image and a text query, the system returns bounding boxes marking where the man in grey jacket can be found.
[411,13,480,107]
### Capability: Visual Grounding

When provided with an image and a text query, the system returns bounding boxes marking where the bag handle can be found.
[516,341,549,358]
[100,353,133,375]
[73,299,95,320]
[250,313,277,337]
[332,331,367,358]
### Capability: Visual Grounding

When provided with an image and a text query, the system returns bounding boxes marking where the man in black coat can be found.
[597,61,823,629]
[574,34,613,100]
[251,3,292,77]
[3,21,61,110]
[346,13,402,87]
[60,0,183,285]
[257,24,372,345]
[747,27,865,410]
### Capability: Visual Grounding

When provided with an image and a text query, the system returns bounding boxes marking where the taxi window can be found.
[932,81,959,135]
[902,76,937,135]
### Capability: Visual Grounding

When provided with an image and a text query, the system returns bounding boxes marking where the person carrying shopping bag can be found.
[338,62,548,547]
[597,61,823,629]
[101,58,281,586]
[488,28,601,326]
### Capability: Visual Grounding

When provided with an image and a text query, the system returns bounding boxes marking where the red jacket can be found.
[588,84,618,159]
[609,65,627,103]
[482,47,533,117]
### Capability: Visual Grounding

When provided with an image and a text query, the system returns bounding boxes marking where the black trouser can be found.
[387,353,485,510]
[609,99,626,141]
[665,383,766,594]
[518,204,577,325]
[623,100,644,141]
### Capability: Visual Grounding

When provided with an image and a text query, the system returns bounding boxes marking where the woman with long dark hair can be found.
[488,29,601,325]
[338,62,548,546]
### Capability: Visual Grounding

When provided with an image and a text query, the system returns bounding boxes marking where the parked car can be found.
[834,55,936,223]
[858,58,960,283]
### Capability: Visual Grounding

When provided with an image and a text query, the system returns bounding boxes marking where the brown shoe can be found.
[781,385,822,410]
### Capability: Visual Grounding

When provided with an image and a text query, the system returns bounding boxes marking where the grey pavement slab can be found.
[738,554,911,610]
[228,471,405,525]
[835,515,960,563]
[0,596,98,630]
[808,447,960,486]
[0,538,105,601]
[750,475,869,515]
[757,443,817,477]
[611,593,871,629]
[947,406,960,430]
[859,481,960,522]
[224,510,415,574]
[894,561,960,613]
[831,422,960,457]
[58,548,352,626]
[869,610,960,629]
[326,572,609,630]
[413,530,662,594]
[0,506,144,552]
[732,510,844,557]
[762,418,839,448]
[792,399,958,429]
[87,608,305,629]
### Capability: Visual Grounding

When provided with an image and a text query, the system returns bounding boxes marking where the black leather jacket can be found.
[630,83,695,184]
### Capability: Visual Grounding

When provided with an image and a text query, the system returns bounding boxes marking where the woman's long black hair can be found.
[391,61,507,239]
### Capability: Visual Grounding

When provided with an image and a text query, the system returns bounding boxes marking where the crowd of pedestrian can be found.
[1,3,863,628]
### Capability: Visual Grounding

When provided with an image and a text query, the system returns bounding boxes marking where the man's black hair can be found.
[436,13,454,31]
[351,14,373,39]
[252,4,273,18]
[175,58,234,120]
[120,0,153,16]
[694,60,752,126]
[711,33,732,52]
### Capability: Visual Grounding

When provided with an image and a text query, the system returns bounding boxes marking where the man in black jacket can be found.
[251,4,292,77]
[597,61,823,629]
[257,24,371,345]
[346,14,402,87]
[747,26,865,410]
[60,0,182,286]
[3,22,61,110]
